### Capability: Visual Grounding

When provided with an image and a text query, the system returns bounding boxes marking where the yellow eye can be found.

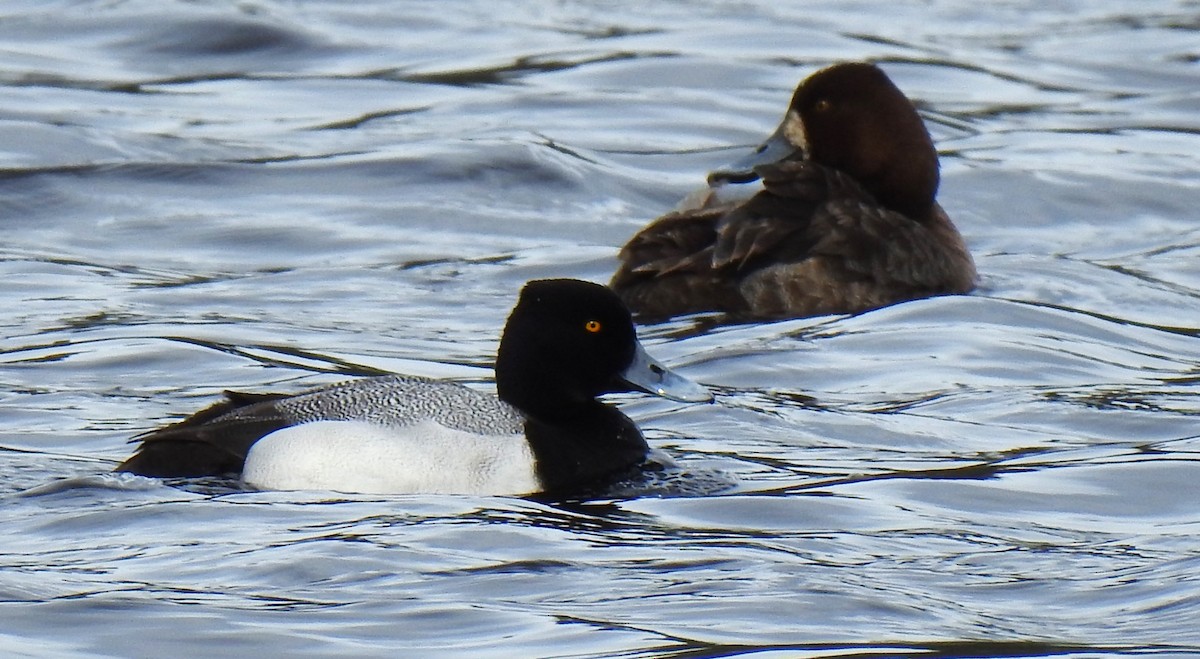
[584,320,602,333]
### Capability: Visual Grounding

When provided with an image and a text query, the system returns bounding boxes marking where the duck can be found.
[610,62,976,320]
[115,278,711,496]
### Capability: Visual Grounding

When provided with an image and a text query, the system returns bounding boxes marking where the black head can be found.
[789,62,940,217]
[495,279,709,421]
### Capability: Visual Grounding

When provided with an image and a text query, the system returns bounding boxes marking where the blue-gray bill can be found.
[622,343,712,403]
[707,125,802,185]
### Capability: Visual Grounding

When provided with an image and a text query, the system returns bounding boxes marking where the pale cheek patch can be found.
[243,420,539,495]
[782,110,808,150]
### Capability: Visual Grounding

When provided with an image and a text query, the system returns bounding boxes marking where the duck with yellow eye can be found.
[117,279,710,496]
[611,61,977,321]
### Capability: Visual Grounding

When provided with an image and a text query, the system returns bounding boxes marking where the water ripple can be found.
[2,0,1199,656]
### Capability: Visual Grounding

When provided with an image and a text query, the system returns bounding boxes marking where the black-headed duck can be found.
[611,62,976,320]
[116,279,710,496]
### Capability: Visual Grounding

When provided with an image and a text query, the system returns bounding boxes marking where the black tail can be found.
[116,390,291,478]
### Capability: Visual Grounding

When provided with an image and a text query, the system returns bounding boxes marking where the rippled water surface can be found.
[3,1,1200,657]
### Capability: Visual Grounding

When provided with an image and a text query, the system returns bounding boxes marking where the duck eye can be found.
[814,98,831,112]
[584,320,603,333]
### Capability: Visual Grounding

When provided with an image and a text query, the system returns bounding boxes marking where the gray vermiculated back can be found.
[236,375,525,436]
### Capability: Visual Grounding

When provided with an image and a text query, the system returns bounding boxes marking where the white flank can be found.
[242,420,539,495]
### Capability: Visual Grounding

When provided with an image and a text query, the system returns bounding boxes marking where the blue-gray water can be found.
[3,1,1199,657]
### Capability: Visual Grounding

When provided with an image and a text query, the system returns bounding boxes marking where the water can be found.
[2,0,1199,656]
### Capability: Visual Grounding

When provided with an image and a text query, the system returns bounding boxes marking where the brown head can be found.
[710,62,941,219]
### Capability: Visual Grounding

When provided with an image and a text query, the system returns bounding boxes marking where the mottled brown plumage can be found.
[611,62,976,321]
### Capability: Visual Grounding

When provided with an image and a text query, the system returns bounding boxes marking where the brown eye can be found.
[814,98,832,112]
[584,320,602,333]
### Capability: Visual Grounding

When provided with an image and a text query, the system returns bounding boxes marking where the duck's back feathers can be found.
[117,375,524,479]
[266,376,523,434]
[614,160,974,319]
[736,197,975,318]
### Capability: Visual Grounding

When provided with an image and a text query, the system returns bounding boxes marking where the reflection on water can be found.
[2,0,1199,657]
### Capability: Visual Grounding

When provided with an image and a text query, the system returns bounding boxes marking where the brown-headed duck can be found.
[610,62,976,320]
